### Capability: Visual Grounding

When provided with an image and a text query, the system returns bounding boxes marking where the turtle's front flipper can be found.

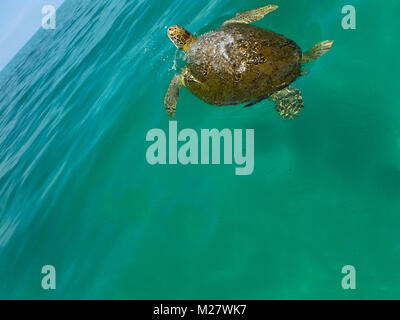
[165,74,183,118]
[223,4,278,26]
[302,40,334,64]
[270,86,304,119]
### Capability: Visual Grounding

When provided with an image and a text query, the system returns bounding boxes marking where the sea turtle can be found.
[164,4,333,119]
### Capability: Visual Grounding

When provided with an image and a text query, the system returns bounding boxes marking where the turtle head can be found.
[167,25,197,51]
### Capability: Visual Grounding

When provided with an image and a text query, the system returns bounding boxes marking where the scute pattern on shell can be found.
[183,23,302,106]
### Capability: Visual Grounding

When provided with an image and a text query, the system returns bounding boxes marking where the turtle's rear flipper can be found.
[223,4,278,26]
[165,74,183,118]
[302,40,334,64]
[270,86,304,119]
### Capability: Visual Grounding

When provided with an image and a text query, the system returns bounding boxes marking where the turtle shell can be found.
[184,23,302,106]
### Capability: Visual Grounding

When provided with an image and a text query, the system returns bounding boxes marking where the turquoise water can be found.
[0,0,399,299]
